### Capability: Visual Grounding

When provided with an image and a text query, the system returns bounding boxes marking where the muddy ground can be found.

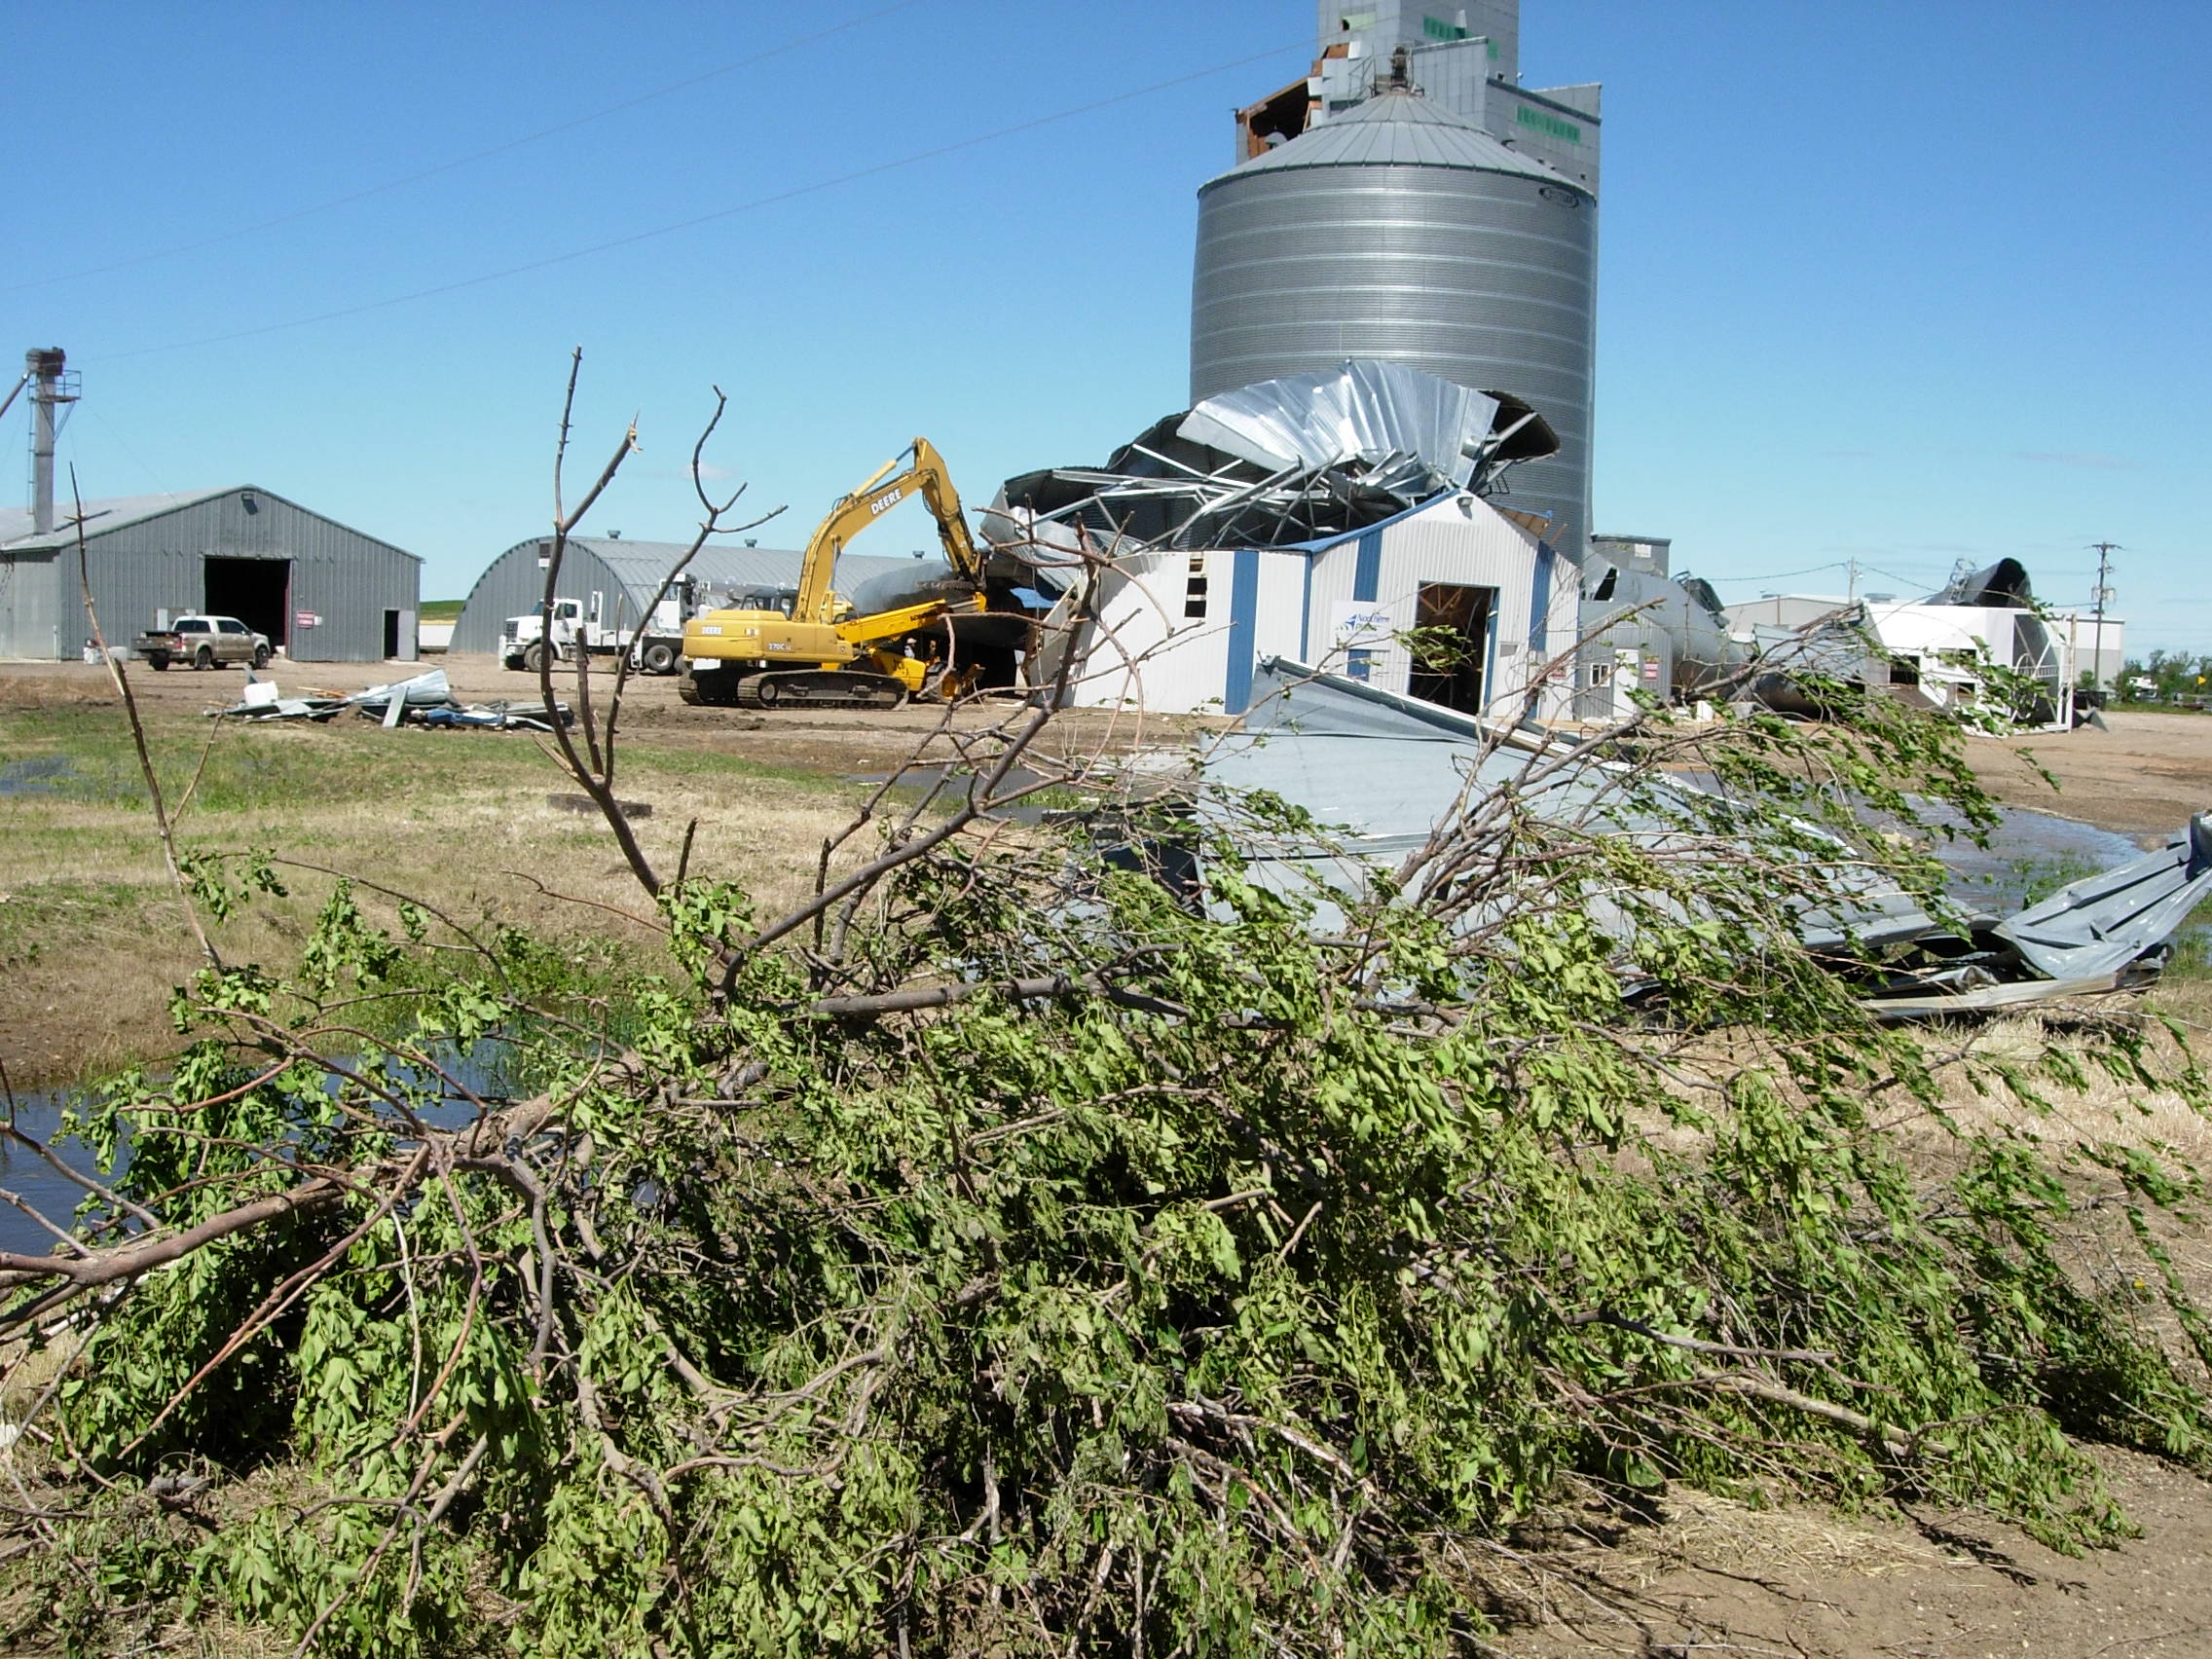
[4,657,2211,1654]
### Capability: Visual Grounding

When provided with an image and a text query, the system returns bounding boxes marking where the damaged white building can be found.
[985,361,1583,719]
[1723,559,2083,729]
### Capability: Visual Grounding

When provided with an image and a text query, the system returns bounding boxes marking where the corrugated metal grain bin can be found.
[1191,89,1597,555]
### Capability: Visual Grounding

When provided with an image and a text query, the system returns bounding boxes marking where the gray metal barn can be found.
[0,486,421,663]
[450,537,917,653]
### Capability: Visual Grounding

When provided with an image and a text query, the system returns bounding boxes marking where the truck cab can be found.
[501,588,689,675]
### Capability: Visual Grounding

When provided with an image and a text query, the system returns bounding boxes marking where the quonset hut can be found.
[0,486,421,663]
[450,538,918,656]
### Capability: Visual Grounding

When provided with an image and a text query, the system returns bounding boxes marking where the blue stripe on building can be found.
[1299,553,1314,661]
[1225,547,1261,714]
[1528,542,1555,656]
[1352,530,1383,603]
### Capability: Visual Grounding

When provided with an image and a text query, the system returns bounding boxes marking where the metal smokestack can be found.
[25,349,72,535]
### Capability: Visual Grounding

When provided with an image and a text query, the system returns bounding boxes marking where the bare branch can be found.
[69,467,220,971]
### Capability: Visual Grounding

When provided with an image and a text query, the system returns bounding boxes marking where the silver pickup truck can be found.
[133,615,272,671]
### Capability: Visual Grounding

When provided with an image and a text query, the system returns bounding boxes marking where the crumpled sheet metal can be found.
[211,667,572,733]
[1994,815,2212,981]
[342,668,451,710]
[975,507,1097,571]
[1198,659,2206,1010]
[1177,361,1501,502]
[983,362,1558,560]
[416,703,571,733]
[1202,660,1941,951]
[1927,557,2034,608]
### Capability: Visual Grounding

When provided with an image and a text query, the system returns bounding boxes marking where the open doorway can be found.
[203,557,291,649]
[1408,582,1496,715]
[383,610,402,659]
[1235,77,1313,161]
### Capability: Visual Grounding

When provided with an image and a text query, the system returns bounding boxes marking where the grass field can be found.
[0,698,869,1086]
[417,599,465,622]
[6,675,2207,1092]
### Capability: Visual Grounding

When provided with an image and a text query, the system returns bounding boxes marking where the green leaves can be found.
[20,667,2212,1659]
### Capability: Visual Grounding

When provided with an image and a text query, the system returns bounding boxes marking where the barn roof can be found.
[0,485,421,561]
[0,488,236,551]
[557,536,914,598]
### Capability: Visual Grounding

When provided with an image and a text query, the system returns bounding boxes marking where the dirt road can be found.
[1967,710,2212,844]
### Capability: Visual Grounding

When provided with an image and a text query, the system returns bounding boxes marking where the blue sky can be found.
[12,1,2206,650]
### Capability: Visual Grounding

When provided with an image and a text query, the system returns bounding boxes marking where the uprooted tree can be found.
[6,362,2211,1658]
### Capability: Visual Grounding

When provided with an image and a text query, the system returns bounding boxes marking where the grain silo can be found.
[1196,6,1600,553]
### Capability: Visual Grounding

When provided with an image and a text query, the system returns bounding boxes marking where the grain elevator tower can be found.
[1193,2,1600,553]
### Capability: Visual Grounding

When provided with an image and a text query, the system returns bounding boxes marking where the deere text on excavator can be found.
[680,439,1008,710]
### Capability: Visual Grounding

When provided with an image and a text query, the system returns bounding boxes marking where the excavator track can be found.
[736,670,909,712]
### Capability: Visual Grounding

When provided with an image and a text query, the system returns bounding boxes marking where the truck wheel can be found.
[523,642,548,674]
[251,645,270,669]
[195,646,214,670]
[641,641,678,676]
[148,653,169,671]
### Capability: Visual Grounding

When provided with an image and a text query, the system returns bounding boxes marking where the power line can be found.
[7,0,932,294]
[1852,562,1948,594]
[1703,562,1849,586]
[90,39,1312,366]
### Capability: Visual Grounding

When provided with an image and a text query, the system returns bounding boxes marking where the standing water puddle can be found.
[0,1044,515,1259]
[1,806,2195,1259]
[0,756,78,797]
[1934,805,2147,913]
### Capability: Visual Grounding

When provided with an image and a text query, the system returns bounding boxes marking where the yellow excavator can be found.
[680,438,990,709]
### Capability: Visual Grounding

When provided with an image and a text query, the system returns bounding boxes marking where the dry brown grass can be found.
[0,702,881,1088]
[1894,1007,2212,1165]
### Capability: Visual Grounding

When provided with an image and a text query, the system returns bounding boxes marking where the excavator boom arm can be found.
[791,438,982,622]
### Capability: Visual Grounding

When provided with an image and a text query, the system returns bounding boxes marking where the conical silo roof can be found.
[1203,90,1580,192]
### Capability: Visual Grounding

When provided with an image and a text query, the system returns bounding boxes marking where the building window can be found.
[1185,555,1209,620]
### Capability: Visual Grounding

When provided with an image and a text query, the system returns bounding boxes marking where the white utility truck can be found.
[499,588,688,676]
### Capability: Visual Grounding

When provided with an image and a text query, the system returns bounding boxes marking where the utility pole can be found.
[2087,541,2120,696]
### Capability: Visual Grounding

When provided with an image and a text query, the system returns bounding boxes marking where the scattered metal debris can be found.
[417,705,571,733]
[210,668,572,731]
[343,668,453,715]
[1189,658,2207,1018]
